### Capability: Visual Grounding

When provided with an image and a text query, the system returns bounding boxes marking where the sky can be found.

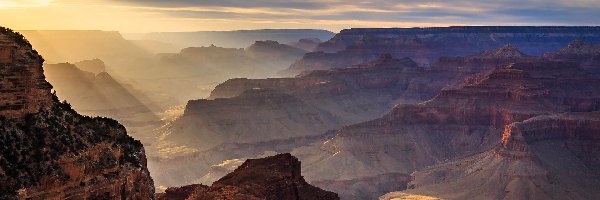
[1,0,599,33]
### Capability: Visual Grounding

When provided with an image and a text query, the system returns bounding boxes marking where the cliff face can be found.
[0,28,154,199]
[0,29,52,118]
[402,112,600,200]
[286,26,600,75]
[157,153,339,200]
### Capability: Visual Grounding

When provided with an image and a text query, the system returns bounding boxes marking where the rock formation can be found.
[544,39,600,74]
[156,153,339,200]
[0,28,53,118]
[0,27,154,199]
[401,112,600,199]
[285,26,600,75]
[294,59,600,199]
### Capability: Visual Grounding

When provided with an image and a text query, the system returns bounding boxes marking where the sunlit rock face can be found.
[285,26,600,75]
[0,28,154,199]
[157,153,339,200]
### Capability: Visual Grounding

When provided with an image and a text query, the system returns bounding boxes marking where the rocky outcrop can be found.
[401,112,600,200]
[286,26,600,75]
[0,28,53,118]
[0,28,154,199]
[157,153,339,200]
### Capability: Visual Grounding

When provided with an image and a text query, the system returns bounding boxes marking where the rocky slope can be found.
[156,153,339,200]
[294,59,600,199]
[400,112,600,199]
[285,26,600,75]
[0,27,154,199]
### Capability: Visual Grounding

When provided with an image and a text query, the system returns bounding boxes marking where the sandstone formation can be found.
[285,26,600,75]
[157,153,339,200]
[0,28,154,199]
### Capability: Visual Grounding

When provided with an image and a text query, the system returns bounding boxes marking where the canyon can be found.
[6,26,600,200]
[154,36,600,199]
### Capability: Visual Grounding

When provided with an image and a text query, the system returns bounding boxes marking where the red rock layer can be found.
[157,153,339,200]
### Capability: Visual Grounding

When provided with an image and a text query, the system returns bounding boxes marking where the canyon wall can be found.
[285,26,600,75]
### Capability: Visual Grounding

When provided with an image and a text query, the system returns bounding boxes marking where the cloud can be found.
[100,0,600,26]
[3,0,600,32]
